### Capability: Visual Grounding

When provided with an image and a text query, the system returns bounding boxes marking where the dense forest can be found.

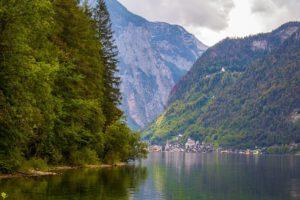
[0,0,147,173]
[144,22,300,149]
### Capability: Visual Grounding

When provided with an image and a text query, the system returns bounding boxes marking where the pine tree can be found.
[0,0,147,173]
[94,0,122,127]
[51,0,106,162]
[0,0,57,171]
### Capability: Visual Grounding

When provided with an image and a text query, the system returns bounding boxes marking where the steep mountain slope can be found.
[144,22,300,148]
[105,0,207,129]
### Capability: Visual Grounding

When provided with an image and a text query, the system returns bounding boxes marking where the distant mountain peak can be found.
[273,21,300,41]
[106,0,207,129]
[105,0,148,27]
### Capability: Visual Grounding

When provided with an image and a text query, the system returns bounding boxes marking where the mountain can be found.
[144,22,300,148]
[105,0,207,129]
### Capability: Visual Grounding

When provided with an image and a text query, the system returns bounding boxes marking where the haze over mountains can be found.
[105,0,207,129]
[145,22,300,148]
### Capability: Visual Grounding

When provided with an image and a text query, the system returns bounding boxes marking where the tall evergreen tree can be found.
[94,0,122,127]
[51,0,106,162]
[0,0,147,173]
[0,0,57,171]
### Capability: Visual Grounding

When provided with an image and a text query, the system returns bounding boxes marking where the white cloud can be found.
[250,0,300,31]
[116,0,300,45]
[118,0,234,31]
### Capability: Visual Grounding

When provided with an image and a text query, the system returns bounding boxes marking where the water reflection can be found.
[136,153,300,200]
[0,166,147,200]
[0,153,299,200]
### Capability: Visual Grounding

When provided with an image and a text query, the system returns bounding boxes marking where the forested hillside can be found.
[0,0,146,173]
[144,22,300,148]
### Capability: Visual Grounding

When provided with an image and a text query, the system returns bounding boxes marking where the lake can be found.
[0,153,299,200]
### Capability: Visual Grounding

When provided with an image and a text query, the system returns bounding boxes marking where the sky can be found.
[117,0,300,46]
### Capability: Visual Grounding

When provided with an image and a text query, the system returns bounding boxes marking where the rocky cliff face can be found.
[105,0,207,129]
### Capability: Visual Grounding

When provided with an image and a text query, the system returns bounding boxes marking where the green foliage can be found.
[0,149,23,174]
[1,192,7,199]
[103,121,148,164]
[145,22,300,148]
[94,0,122,127]
[0,0,147,173]
[266,145,300,154]
[266,145,290,154]
[51,0,106,164]
[70,148,100,166]
[0,0,58,171]
[21,158,49,171]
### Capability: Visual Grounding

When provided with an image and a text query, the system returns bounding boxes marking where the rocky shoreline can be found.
[0,163,127,180]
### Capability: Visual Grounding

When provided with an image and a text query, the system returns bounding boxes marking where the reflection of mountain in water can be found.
[138,153,300,200]
[0,154,299,200]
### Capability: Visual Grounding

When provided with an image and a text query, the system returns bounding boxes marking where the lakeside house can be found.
[163,138,215,153]
[149,145,162,152]
[185,138,196,149]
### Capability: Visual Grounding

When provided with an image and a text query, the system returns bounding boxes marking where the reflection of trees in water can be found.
[288,178,300,199]
[0,166,147,200]
[1,155,298,200]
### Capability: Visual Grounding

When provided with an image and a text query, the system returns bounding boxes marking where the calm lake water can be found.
[0,153,300,200]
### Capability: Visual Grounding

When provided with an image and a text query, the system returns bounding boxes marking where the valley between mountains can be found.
[107,0,299,151]
[106,0,207,130]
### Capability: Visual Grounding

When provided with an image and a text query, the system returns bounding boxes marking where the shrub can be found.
[1,192,8,199]
[70,148,100,166]
[103,121,148,164]
[266,145,290,154]
[21,158,49,171]
[0,150,23,173]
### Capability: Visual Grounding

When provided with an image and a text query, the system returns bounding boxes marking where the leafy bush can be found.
[1,192,8,199]
[0,150,23,173]
[266,145,300,154]
[266,145,290,154]
[70,148,100,166]
[103,121,148,164]
[21,158,49,171]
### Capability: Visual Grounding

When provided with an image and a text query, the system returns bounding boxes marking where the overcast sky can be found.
[117,0,300,46]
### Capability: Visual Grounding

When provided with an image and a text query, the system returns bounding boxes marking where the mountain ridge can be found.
[105,0,207,129]
[144,22,300,148]
[169,21,300,105]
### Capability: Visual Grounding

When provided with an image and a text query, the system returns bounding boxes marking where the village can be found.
[149,138,263,155]
[149,136,300,155]
[149,139,300,155]
[148,135,216,153]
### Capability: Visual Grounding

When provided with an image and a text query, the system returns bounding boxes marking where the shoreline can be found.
[0,163,127,180]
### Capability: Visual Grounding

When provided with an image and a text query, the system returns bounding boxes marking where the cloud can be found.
[251,0,274,13]
[113,0,300,45]
[251,0,300,14]
[250,0,300,30]
[118,0,235,31]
